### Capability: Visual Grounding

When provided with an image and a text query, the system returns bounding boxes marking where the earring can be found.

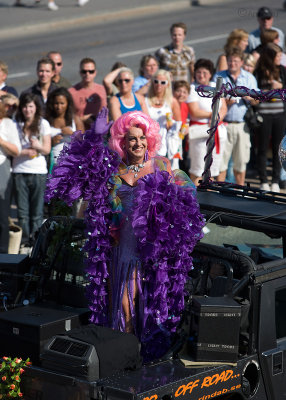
[144,149,149,162]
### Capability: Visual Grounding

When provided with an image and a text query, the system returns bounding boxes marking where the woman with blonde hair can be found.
[145,69,182,168]
[243,53,257,74]
[109,67,148,121]
[216,29,249,71]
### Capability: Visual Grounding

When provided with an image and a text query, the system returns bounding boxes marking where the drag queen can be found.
[45,109,204,360]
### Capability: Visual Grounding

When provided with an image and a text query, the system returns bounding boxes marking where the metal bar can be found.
[202,76,223,183]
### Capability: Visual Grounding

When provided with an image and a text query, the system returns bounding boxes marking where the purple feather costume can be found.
[45,123,205,361]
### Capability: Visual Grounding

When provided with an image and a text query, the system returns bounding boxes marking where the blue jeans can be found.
[13,173,47,244]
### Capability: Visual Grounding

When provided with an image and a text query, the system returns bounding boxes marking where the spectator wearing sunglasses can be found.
[247,7,285,53]
[109,68,148,121]
[155,22,195,83]
[69,57,107,130]
[145,69,182,169]
[47,51,71,89]
[102,61,127,100]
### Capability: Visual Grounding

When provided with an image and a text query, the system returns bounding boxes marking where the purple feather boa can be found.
[45,124,121,325]
[132,169,204,358]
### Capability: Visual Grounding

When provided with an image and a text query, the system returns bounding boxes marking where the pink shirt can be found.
[69,82,107,117]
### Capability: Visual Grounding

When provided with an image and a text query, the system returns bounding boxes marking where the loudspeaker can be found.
[0,254,30,303]
[41,325,142,381]
[41,335,99,381]
[188,296,241,362]
[0,305,83,364]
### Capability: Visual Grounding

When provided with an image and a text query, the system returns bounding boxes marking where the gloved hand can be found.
[94,107,113,135]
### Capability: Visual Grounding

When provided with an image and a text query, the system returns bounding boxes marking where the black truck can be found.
[0,182,286,400]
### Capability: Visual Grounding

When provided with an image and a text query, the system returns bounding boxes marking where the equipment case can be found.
[188,296,241,362]
[0,305,83,363]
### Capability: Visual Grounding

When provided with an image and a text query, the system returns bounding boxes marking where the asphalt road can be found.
[1,0,286,93]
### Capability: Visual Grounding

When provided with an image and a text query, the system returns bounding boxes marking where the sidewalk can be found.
[0,0,233,39]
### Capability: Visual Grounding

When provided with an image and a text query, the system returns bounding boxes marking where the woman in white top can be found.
[0,101,21,253]
[188,59,227,186]
[145,69,182,169]
[46,87,84,169]
[13,93,51,247]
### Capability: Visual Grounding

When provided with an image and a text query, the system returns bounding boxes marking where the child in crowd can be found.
[173,80,190,173]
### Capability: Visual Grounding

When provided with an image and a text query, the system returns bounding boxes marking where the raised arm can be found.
[103,68,121,96]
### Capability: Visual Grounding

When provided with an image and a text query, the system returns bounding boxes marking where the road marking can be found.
[117,33,228,58]
[9,72,30,78]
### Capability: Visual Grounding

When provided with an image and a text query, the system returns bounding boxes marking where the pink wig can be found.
[109,111,161,159]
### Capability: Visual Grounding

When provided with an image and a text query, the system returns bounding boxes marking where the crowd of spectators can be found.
[0,6,286,253]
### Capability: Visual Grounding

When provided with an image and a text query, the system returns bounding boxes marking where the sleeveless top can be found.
[145,98,172,127]
[116,93,142,114]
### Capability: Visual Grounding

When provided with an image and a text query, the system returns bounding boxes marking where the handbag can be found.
[243,102,263,132]
[189,123,209,140]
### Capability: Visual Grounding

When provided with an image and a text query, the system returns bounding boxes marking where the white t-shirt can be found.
[50,120,76,161]
[13,118,51,174]
[0,118,21,165]
[187,82,217,123]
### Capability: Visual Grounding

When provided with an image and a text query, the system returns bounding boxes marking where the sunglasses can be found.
[55,62,62,66]
[154,79,167,85]
[81,69,95,74]
[118,79,131,84]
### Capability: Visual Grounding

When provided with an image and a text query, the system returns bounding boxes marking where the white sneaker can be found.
[78,0,89,6]
[48,1,58,10]
[260,183,270,191]
[271,183,280,193]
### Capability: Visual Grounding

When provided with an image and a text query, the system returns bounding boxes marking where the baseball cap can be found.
[257,7,273,19]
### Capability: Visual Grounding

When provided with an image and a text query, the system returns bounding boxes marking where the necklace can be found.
[127,162,145,178]
[153,98,163,106]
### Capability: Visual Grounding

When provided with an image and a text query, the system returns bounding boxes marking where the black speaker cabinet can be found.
[41,335,99,381]
[0,305,83,364]
[0,254,30,302]
[188,296,241,362]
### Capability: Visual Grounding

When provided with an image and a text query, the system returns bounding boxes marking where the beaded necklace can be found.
[127,162,145,178]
